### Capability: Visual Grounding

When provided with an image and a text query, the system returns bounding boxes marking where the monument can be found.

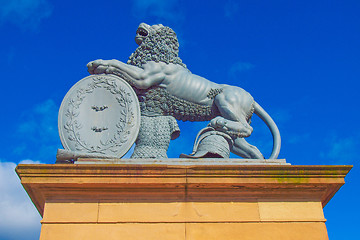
[57,22,281,162]
[16,23,351,240]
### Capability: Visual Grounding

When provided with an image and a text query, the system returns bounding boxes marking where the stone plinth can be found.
[16,162,351,240]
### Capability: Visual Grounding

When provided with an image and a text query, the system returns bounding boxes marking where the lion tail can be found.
[253,102,281,159]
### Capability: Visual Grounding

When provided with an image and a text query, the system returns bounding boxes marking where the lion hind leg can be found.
[232,138,264,159]
[211,87,254,137]
[209,116,252,138]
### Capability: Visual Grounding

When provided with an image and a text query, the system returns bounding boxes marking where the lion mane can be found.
[127,25,220,122]
[127,26,186,69]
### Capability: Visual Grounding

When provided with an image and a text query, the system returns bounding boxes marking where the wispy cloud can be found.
[224,0,239,18]
[320,134,359,164]
[0,0,53,30]
[228,61,255,80]
[132,0,184,24]
[287,133,310,144]
[0,160,41,240]
[14,99,61,163]
[271,108,292,125]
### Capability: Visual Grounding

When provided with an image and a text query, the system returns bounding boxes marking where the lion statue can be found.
[87,23,281,159]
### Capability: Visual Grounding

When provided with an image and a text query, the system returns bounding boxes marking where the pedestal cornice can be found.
[16,162,352,216]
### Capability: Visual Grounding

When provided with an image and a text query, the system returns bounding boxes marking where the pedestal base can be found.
[16,162,351,240]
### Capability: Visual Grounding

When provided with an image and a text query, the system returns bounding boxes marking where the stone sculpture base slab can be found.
[75,157,290,165]
[16,162,351,240]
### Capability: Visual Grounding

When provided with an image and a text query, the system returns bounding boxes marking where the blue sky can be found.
[0,0,359,239]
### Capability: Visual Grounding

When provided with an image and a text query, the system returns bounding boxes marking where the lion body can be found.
[133,63,227,121]
[124,25,255,127]
[87,23,279,159]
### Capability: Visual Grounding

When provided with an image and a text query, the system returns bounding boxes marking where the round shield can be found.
[58,74,140,158]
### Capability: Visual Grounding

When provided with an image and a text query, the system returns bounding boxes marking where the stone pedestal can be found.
[16,161,351,240]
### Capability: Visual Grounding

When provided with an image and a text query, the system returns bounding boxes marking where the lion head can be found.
[127,23,186,68]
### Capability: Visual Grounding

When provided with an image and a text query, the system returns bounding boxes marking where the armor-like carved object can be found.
[131,115,179,158]
[88,23,281,159]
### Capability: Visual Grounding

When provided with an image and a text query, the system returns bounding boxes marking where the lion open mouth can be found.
[137,28,148,37]
[135,26,148,45]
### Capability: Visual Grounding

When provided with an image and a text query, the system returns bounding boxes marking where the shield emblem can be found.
[58,74,140,158]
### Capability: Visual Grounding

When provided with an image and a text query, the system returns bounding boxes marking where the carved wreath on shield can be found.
[63,75,135,154]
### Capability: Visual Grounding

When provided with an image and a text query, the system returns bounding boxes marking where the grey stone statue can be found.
[88,23,281,159]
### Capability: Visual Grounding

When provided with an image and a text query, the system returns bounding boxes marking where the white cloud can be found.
[0,0,53,29]
[132,0,184,24]
[14,99,61,163]
[19,159,42,164]
[0,160,41,240]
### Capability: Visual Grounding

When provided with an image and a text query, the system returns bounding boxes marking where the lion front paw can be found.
[87,59,103,74]
[87,59,115,75]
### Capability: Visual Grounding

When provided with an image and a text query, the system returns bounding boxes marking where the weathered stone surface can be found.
[131,115,180,159]
[58,74,140,159]
[74,158,289,165]
[16,164,351,240]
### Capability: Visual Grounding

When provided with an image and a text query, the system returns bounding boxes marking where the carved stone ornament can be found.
[58,74,140,158]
